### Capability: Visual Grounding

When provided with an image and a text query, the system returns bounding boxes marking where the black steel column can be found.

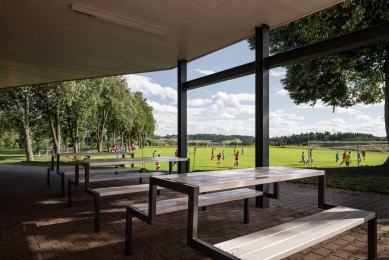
[177,59,188,174]
[255,24,270,208]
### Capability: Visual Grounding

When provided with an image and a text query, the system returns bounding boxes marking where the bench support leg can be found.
[139,178,142,184]
[157,189,160,196]
[255,184,269,208]
[95,194,100,232]
[318,175,336,209]
[60,173,65,197]
[202,206,206,211]
[68,179,73,207]
[244,198,249,224]
[367,215,377,260]
[125,208,133,256]
[47,168,50,187]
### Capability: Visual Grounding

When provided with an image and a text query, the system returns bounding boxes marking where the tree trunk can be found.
[120,132,124,148]
[22,95,34,161]
[384,49,389,147]
[72,123,79,153]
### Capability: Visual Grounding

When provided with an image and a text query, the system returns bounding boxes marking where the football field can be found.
[131,146,389,172]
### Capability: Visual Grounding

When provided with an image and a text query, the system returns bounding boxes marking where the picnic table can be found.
[125,167,377,259]
[51,151,135,171]
[75,157,190,188]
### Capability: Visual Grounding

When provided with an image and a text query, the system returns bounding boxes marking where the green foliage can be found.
[247,0,389,139]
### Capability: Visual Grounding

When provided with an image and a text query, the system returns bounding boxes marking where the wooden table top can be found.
[152,167,325,193]
[54,152,134,157]
[75,157,189,167]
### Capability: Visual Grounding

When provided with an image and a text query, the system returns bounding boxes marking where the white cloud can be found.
[147,101,177,113]
[195,69,216,76]
[270,69,286,77]
[211,92,255,114]
[187,99,212,106]
[125,74,177,103]
[335,107,361,115]
[355,115,371,120]
[274,89,288,96]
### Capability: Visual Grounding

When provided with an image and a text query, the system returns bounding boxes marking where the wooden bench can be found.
[68,171,166,206]
[56,167,141,197]
[84,184,165,232]
[125,188,264,255]
[213,206,377,260]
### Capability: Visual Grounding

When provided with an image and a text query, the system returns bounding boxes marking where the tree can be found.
[89,76,131,152]
[0,87,36,160]
[131,92,156,148]
[247,0,389,142]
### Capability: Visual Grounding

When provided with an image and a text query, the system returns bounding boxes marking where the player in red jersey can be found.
[216,152,222,166]
[211,148,214,160]
[156,155,161,171]
[234,151,239,167]
[173,149,178,166]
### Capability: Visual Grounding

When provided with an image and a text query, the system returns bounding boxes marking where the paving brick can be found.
[1,165,389,260]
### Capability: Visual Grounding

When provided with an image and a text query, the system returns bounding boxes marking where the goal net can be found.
[307,140,389,167]
[206,142,226,148]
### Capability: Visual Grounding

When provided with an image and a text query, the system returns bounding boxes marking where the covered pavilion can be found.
[2,0,389,259]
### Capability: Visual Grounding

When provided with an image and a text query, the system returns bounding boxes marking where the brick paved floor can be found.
[1,164,389,259]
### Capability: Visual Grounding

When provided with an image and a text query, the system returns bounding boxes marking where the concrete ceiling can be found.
[0,0,344,88]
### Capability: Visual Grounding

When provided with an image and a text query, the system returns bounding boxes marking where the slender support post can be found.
[75,164,80,186]
[131,153,134,168]
[148,180,158,226]
[56,154,60,171]
[85,163,90,189]
[244,198,249,224]
[169,162,172,174]
[318,173,336,209]
[47,167,50,187]
[177,59,188,174]
[187,187,199,243]
[125,207,133,256]
[68,179,72,207]
[367,214,377,260]
[51,155,55,171]
[95,194,100,232]
[255,24,270,208]
[60,173,64,197]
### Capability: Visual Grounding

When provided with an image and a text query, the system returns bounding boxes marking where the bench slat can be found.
[60,167,141,175]
[132,188,263,214]
[214,207,375,260]
[70,172,166,184]
[94,184,164,196]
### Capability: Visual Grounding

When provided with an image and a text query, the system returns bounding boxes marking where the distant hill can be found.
[152,132,387,146]
[270,131,387,146]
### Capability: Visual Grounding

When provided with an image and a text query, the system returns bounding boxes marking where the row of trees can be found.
[0,76,156,161]
[270,132,386,146]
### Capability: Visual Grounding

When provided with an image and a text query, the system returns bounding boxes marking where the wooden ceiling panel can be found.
[0,0,344,88]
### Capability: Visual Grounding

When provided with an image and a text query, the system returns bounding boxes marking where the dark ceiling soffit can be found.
[183,21,389,90]
[266,21,389,69]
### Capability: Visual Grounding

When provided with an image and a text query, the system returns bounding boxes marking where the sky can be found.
[124,40,385,138]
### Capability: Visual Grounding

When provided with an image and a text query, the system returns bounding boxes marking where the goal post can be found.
[308,140,389,167]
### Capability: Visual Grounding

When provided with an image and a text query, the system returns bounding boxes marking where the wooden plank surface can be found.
[76,157,188,167]
[59,167,141,175]
[72,172,166,183]
[55,152,134,157]
[132,188,263,214]
[94,184,164,196]
[153,167,325,192]
[214,207,375,260]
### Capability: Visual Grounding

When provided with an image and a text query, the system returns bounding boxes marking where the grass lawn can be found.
[1,146,388,194]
